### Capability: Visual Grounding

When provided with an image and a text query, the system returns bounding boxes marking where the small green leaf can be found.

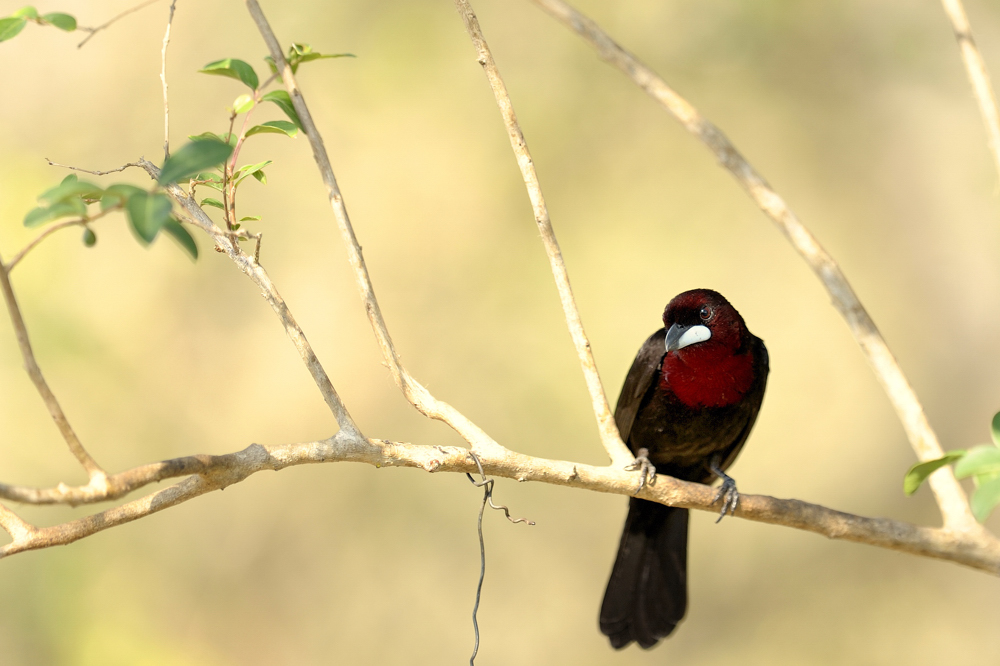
[38,176,102,206]
[903,451,966,496]
[261,90,301,129]
[200,197,224,209]
[161,218,198,260]
[231,223,241,231]
[11,7,37,19]
[955,445,1000,479]
[101,184,145,210]
[232,93,254,114]
[199,58,259,90]
[245,120,298,138]
[240,215,261,222]
[159,140,233,186]
[252,170,266,184]
[234,160,271,186]
[970,475,1000,523]
[40,12,75,31]
[126,191,172,244]
[0,17,27,42]
[991,411,1000,447]
[23,199,85,227]
[82,228,96,247]
[188,131,238,147]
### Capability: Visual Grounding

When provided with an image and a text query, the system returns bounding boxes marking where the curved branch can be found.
[939,0,1000,186]
[528,0,981,535]
[453,0,632,468]
[244,0,504,458]
[2,434,998,574]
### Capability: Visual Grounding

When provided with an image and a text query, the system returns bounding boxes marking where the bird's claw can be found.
[712,478,739,523]
[625,448,656,493]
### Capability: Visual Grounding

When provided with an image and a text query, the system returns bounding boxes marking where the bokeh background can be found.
[1,0,999,663]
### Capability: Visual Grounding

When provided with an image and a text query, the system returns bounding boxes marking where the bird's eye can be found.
[699,306,712,321]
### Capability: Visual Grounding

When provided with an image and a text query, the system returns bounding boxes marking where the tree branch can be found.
[0,259,107,484]
[2,432,998,575]
[160,0,177,162]
[244,0,505,458]
[528,0,982,535]
[77,0,161,49]
[453,0,632,468]
[939,0,1000,186]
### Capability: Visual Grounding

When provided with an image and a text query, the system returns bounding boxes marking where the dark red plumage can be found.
[599,289,768,650]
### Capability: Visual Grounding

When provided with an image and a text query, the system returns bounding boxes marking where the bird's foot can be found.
[709,456,739,523]
[625,448,656,493]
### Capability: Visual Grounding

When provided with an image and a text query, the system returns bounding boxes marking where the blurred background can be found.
[1,0,999,663]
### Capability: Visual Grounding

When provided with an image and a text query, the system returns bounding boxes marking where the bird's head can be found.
[662,289,749,356]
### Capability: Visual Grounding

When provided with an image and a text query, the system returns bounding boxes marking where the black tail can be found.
[599,498,688,649]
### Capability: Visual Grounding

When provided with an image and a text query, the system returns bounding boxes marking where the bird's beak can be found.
[665,323,711,352]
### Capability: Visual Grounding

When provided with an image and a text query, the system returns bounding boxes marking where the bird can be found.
[599,288,768,650]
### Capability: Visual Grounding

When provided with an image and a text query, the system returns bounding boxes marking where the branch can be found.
[529,0,982,535]
[160,0,177,162]
[77,0,161,49]
[135,159,361,437]
[6,205,121,272]
[0,259,107,484]
[244,0,505,458]
[2,433,999,575]
[453,0,632,468]
[939,0,1000,186]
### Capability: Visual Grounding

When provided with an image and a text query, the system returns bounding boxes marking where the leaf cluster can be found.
[905,412,1000,522]
[0,6,75,42]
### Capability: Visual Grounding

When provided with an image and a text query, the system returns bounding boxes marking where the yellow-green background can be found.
[1,0,999,663]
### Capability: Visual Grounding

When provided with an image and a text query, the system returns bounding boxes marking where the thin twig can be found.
[7,206,120,272]
[939,0,1000,186]
[160,0,177,162]
[0,261,107,484]
[136,159,361,435]
[45,159,141,176]
[0,503,36,543]
[529,0,981,535]
[77,0,161,49]
[2,434,998,575]
[454,0,633,468]
[244,0,505,458]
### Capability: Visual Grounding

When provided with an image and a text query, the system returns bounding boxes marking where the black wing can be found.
[613,328,666,448]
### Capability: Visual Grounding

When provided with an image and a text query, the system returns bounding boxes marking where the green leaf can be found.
[40,12,75,31]
[100,184,145,210]
[245,120,298,138]
[955,445,1000,479]
[234,160,271,186]
[252,170,266,184]
[200,197,224,209]
[0,17,27,43]
[23,199,85,227]
[199,58,259,90]
[161,218,198,260]
[11,7,37,19]
[261,90,301,128]
[991,411,1000,447]
[38,175,102,205]
[903,451,966,496]
[82,228,96,247]
[232,93,254,114]
[188,131,238,147]
[240,215,261,222]
[126,191,172,244]
[158,140,233,186]
[971,475,1000,523]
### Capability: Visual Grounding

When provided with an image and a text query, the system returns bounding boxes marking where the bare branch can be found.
[7,206,121,272]
[2,433,999,575]
[453,0,632,468]
[0,503,36,543]
[529,0,982,535]
[939,0,1000,186]
[45,159,141,176]
[77,0,161,49]
[135,159,361,437]
[244,0,505,458]
[160,0,178,162]
[0,261,107,484]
